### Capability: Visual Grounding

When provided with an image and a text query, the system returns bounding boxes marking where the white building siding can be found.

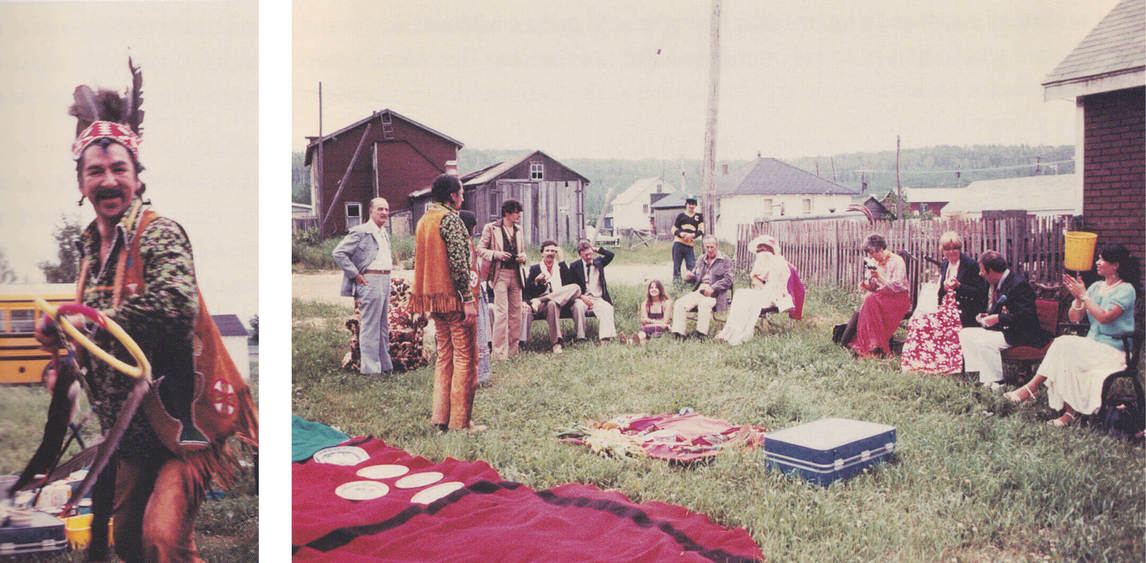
[715,194,853,241]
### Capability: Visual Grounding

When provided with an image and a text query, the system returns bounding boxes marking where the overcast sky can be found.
[293,0,1117,162]
[0,1,258,321]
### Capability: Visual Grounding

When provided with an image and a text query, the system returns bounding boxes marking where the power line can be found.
[854,159,1074,175]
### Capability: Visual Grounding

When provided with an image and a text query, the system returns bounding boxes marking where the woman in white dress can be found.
[1004,243,1139,427]
[715,234,792,345]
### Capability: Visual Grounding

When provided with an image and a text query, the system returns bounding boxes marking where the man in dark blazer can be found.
[937,244,989,328]
[521,240,583,353]
[567,241,617,341]
[957,250,1051,388]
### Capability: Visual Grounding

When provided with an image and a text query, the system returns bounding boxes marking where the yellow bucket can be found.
[64,514,114,551]
[1064,231,1098,271]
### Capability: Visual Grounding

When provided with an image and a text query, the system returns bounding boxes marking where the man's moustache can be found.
[93,188,126,201]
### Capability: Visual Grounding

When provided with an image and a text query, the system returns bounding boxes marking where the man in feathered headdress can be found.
[32,60,221,562]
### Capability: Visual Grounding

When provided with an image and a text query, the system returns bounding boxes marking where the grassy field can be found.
[0,366,259,562]
[293,283,1144,561]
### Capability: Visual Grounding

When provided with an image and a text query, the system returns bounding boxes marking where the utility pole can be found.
[896,135,904,237]
[700,0,721,237]
[316,82,324,234]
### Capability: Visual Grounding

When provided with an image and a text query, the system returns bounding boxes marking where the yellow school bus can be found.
[0,284,74,384]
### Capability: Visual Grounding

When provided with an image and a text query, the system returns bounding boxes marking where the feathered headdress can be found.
[69,58,144,162]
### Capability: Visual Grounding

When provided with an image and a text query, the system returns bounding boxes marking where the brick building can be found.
[1042,0,1145,269]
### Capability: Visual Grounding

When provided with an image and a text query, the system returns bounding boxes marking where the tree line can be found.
[292,144,1072,223]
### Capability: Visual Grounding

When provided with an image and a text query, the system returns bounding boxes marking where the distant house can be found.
[650,192,687,240]
[304,109,463,237]
[611,177,677,232]
[292,202,317,233]
[854,196,896,221]
[1042,0,1144,263]
[890,188,953,216]
[901,175,1081,218]
[714,157,859,241]
[420,150,589,246]
[211,314,251,383]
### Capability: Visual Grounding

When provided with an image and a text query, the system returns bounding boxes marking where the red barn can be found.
[304,109,463,237]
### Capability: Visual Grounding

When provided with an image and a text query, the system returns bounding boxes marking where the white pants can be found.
[672,291,718,335]
[1043,335,1127,415]
[957,327,1010,384]
[581,295,616,339]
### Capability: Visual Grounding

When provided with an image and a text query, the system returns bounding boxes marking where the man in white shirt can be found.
[333,197,395,374]
[521,240,584,353]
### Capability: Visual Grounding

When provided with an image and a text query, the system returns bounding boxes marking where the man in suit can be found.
[520,240,584,353]
[333,197,394,374]
[672,236,734,338]
[568,240,618,342]
[936,232,988,327]
[957,250,1051,388]
[478,200,527,360]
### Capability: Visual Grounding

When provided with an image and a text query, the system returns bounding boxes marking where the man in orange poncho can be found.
[410,174,485,432]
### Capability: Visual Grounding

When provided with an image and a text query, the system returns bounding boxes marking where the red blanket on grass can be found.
[292,438,762,562]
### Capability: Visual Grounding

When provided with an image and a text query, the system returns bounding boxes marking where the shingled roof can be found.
[716,157,858,196]
[1043,0,1145,94]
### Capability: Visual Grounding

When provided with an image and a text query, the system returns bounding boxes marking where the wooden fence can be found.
[735,216,1072,293]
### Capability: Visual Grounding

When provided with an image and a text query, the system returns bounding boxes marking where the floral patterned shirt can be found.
[77,201,198,458]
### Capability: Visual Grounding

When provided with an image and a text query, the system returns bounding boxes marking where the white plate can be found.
[335,481,390,501]
[394,471,444,489]
[410,481,464,505]
[356,464,410,479]
[313,446,369,466]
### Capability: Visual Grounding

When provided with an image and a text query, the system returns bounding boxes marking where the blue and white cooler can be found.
[763,417,896,486]
[0,510,68,556]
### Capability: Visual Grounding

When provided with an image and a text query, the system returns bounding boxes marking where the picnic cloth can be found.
[292,437,763,562]
[559,413,768,462]
[292,415,350,462]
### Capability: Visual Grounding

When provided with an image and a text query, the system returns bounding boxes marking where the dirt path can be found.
[292,262,676,304]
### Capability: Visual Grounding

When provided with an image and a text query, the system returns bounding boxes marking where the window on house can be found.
[802,199,812,215]
[530,162,543,180]
[642,204,649,214]
[345,202,362,230]
[762,199,773,217]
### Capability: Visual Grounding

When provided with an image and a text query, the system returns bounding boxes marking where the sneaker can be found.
[984,381,1004,391]
[618,333,629,345]
[552,343,563,354]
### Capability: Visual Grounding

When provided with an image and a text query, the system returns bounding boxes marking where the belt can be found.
[363,269,390,275]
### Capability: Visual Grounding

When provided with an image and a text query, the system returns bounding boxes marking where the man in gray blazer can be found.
[671,236,734,338]
[333,197,394,374]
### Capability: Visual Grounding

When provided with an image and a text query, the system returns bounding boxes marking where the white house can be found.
[212,314,252,382]
[714,157,858,241]
[926,174,1081,218]
[610,177,677,232]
